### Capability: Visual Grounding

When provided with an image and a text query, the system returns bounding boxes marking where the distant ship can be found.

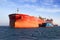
[42,18,54,28]
[9,14,45,28]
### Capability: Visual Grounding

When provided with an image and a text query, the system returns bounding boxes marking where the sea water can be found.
[0,26,60,40]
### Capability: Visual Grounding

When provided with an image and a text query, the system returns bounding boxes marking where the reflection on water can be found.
[0,26,60,40]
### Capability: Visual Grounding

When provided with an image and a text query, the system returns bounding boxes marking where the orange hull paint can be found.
[9,14,45,28]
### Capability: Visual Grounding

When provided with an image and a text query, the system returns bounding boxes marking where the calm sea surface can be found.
[0,26,60,40]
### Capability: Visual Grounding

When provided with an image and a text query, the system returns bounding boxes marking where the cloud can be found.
[7,0,60,9]
[35,8,60,13]
[0,0,17,7]
[9,0,37,5]
[19,0,37,3]
[0,0,60,14]
[38,0,60,9]
[40,0,53,5]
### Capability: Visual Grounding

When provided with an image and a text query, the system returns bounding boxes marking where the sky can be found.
[0,0,60,26]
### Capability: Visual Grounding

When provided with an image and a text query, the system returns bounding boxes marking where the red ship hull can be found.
[9,14,45,28]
